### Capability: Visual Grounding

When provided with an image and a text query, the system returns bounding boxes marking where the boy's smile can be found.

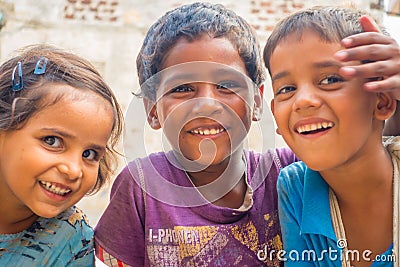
[147,36,260,171]
[270,30,384,172]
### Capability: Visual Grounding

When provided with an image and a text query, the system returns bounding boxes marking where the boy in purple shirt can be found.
[95,2,400,266]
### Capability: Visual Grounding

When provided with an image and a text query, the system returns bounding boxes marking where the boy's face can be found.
[145,36,261,168]
[270,30,389,171]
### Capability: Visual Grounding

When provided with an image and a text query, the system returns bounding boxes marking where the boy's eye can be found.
[276,86,296,95]
[82,149,98,161]
[320,75,344,85]
[170,85,193,93]
[43,136,62,148]
[217,81,240,90]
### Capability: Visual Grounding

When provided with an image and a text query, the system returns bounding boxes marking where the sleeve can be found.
[277,167,314,266]
[65,207,95,267]
[274,147,299,169]
[94,164,146,266]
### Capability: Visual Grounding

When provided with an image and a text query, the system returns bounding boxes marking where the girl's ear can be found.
[143,98,161,130]
[374,92,396,121]
[252,85,264,121]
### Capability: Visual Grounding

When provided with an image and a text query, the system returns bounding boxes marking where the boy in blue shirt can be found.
[265,5,400,267]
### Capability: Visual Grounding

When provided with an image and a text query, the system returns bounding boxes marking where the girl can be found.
[0,44,123,266]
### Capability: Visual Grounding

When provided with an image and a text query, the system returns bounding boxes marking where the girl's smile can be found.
[0,83,114,229]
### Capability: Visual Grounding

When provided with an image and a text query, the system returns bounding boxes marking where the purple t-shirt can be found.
[95,148,296,266]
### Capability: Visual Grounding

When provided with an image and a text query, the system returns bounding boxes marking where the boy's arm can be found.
[95,243,132,267]
[277,171,314,267]
[94,166,146,267]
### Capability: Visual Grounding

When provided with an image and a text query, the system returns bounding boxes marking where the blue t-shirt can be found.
[0,206,94,266]
[277,161,394,266]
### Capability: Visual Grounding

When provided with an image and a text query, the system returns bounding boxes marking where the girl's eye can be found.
[320,75,344,85]
[43,136,62,148]
[276,86,296,95]
[82,149,98,161]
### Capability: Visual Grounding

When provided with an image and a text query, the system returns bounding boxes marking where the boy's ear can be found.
[270,99,282,135]
[374,92,396,121]
[252,85,264,121]
[143,98,161,130]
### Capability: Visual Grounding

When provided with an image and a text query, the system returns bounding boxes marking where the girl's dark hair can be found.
[0,44,123,194]
[136,2,265,101]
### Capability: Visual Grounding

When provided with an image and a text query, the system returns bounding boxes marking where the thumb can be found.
[360,15,380,32]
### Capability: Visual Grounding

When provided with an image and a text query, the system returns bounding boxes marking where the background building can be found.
[0,0,398,225]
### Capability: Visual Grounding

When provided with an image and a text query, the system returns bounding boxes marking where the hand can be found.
[334,15,400,99]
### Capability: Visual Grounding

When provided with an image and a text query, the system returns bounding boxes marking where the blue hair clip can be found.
[34,57,48,75]
[11,61,23,91]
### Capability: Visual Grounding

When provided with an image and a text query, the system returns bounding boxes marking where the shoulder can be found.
[111,152,171,192]
[53,206,94,238]
[277,161,308,194]
[273,147,298,168]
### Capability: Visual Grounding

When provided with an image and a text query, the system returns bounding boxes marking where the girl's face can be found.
[270,30,388,171]
[0,83,114,221]
[146,36,261,170]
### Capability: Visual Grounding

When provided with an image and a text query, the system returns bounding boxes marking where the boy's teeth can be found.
[192,127,225,135]
[39,181,71,196]
[297,122,333,134]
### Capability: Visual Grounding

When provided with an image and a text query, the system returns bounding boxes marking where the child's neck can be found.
[0,181,39,234]
[186,149,247,209]
[321,144,392,204]
[0,207,38,234]
[323,144,393,264]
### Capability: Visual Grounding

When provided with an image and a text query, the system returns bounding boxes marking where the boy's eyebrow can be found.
[271,71,289,82]
[162,73,197,86]
[161,67,246,85]
[313,60,343,69]
[271,60,343,82]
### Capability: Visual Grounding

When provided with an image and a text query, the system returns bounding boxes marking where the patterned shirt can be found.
[0,206,94,266]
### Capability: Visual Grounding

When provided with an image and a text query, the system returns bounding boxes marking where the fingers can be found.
[363,75,400,93]
[359,15,380,33]
[334,15,400,98]
[338,32,395,51]
[343,61,396,79]
[334,42,396,63]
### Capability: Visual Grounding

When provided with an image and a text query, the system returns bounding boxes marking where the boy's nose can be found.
[292,85,322,112]
[192,84,223,116]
